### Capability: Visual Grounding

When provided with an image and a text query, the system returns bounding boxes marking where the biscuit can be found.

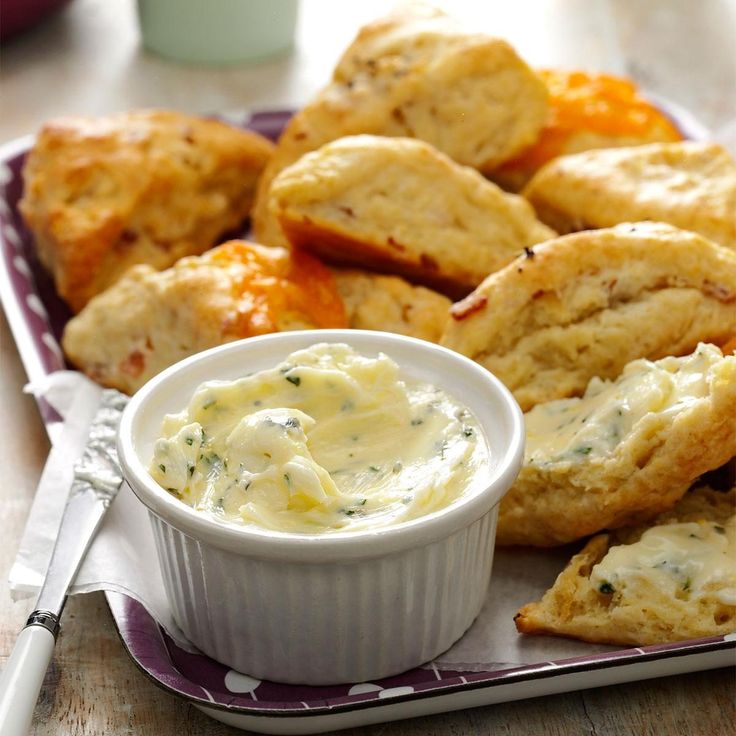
[522,142,736,249]
[514,486,736,645]
[332,267,451,343]
[251,5,547,246]
[440,223,736,411]
[62,241,347,394]
[497,343,736,546]
[20,110,275,311]
[721,336,736,355]
[491,70,683,191]
[269,136,555,297]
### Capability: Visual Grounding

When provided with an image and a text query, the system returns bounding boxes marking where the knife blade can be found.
[0,389,128,736]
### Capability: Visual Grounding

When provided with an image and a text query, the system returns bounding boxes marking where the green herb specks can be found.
[343,499,368,517]
[598,582,615,594]
[285,374,301,387]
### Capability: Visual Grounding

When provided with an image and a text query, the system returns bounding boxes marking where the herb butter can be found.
[525,343,722,465]
[592,518,736,605]
[150,343,489,533]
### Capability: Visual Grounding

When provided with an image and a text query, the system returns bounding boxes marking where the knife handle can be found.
[0,616,58,736]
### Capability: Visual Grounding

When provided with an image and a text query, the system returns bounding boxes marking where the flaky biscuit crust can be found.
[20,110,274,311]
[523,142,736,249]
[269,136,554,298]
[251,5,547,246]
[331,267,451,343]
[497,348,736,546]
[514,487,736,645]
[441,223,736,411]
[61,241,346,394]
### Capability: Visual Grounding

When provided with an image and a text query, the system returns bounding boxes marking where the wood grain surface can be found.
[1,1,735,733]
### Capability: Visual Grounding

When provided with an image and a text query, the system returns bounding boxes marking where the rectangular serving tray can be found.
[1,110,733,735]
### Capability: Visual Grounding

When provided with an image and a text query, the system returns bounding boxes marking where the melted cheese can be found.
[525,343,723,465]
[150,343,489,533]
[499,69,682,171]
[207,241,348,336]
[591,518,736,605]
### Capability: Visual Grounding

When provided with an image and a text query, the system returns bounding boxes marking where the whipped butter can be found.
[525,343,723,465]
[150,343,489,533]
[592,518,736,605]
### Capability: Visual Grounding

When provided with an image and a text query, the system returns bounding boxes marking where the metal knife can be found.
[0,389,128,736]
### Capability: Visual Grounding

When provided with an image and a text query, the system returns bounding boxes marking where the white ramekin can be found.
[117,330,524,685]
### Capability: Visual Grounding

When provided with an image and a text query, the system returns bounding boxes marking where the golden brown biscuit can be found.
[269,136,555,298]
[491,69,683,191]
[441,223,736,411]
[497,344,736,546]
[20,110,275,312]
[62,241,347,394]
[252,5,547,246]
[721,336,736,355]
[522,142,736,249]
[514,486,736,646]
[332,267,451,343]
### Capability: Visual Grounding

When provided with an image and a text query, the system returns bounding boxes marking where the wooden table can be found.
[1,1,735,733]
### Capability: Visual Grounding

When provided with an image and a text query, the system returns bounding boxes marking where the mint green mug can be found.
[137,0,298,65]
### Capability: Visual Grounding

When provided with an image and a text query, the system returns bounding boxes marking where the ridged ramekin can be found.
[117,330,524,685]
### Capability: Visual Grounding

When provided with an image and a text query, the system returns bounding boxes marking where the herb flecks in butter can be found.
[591,518,736,605]
[525,344,723,466]
[150,343,489,534]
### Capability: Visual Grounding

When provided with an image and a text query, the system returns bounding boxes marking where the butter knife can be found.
[0,389,128,736]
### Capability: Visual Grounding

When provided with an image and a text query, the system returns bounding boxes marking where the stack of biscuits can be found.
[19,5,736,648]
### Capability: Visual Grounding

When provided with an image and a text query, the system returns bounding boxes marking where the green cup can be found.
[137,0,298,65]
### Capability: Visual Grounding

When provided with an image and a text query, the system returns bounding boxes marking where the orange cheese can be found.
[499,69,683,173]
[209,241,347,336]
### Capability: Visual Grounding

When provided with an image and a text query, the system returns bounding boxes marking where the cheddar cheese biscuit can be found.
[20,110,274,311]
[514,486,736,645]
[522,142,736,249]
[62,241,346,394]
[497,344,736,546]
[491,69,683,191]
[252,5,547,246]
[441,223,736,411]
[269,136,555,297]
[332,267,451,343]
